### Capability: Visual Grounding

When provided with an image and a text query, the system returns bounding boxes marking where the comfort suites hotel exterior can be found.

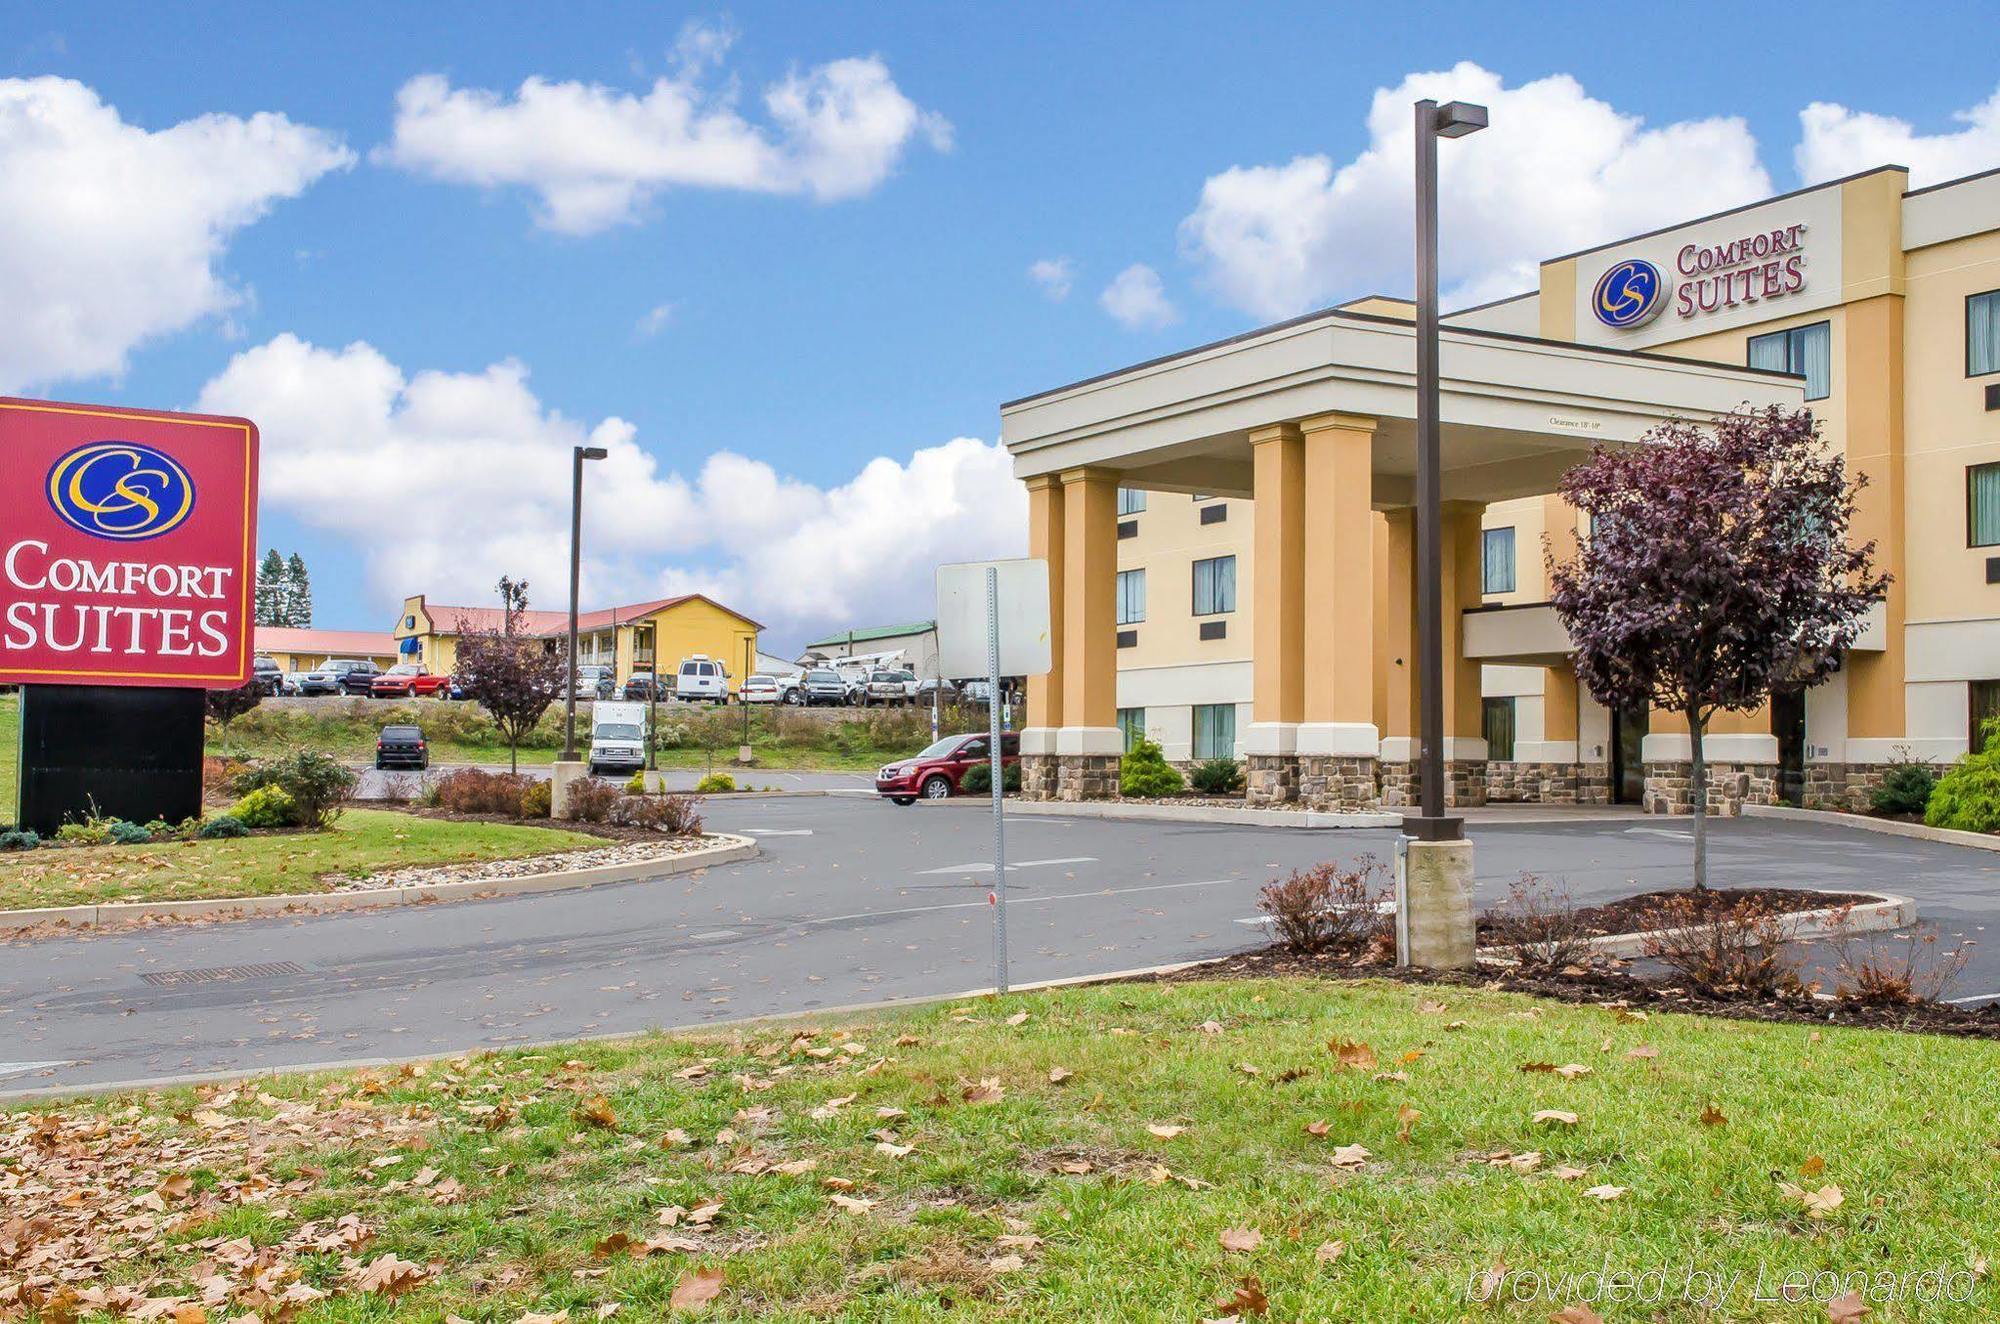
[1002,162,2000,812]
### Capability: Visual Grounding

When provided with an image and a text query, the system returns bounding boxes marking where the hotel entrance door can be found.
[1610,706,1648,805]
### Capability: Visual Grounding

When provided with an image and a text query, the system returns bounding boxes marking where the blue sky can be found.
[6,2,1998,649]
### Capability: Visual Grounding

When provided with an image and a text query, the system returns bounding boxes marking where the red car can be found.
[370,663,453,698]
[876,731,1020,804]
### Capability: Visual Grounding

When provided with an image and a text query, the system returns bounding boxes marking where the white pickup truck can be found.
[588,700,649,775]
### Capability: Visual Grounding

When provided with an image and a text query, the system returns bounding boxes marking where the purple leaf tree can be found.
[1548,406,1889,887]
[454,595,564,774]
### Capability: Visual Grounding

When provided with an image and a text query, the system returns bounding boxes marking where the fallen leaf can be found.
[1213,1275,1268,1317]
[1626,1045,1660,1060]
[1219,1227,1264,1253]
[1533,1110,1579,1127]
[1800,1155,1827,1178]
[352,1253,431,1298]
[1304,1120,1332,1137]
[809,1093,857,1121]
[1551,1165,1589,1181]
[1551,1306,1607,1324]
[1555,1063,1594,1079]
[1582,1184,1626,1201]
[1330,1143,1371,1170]
[1781,1182,1845,1220]
[1006,1011,1030,1026]
[1395,1104,1420,1143]
[873,1141,913,1160]
[1048,1066,1073,1085]
[578,1096,618,1130]
[1699,1104,1727,1127]
[829,1193,876,1215]
[988,1253,1026,1272]
[1057,1159,1093,1175]
[668,1266,724,1311]
[1314,1240,1346,1264]
[1146,1124,1186,1139]
[1329,1040,1377,1071]
[961,1078,1005,1105]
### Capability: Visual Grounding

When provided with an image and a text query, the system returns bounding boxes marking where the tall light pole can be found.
[561,444,609,762]
[1407,97,1486,844]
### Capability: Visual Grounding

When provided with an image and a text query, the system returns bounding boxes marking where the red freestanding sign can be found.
[0,396,258,689]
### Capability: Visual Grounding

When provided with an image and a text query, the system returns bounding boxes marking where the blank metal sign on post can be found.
[934,558,1052,679]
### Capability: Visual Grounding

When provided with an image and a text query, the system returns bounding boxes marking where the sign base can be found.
[17,685,204,834]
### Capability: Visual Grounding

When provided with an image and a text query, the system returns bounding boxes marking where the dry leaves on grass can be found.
[1827,1290,1872,1321]
[668,1266,725,1311]
[1328,1040,1377,1071]
[961,1078,1005,1105]
[1781,1182,1846,1219]
[1146,1123,1186,1140]
[1315,1241,1345,1264]
[1551,1306,1608,1323]
[576,1095,618,1129]
[1532,1110,1579,1127]
[1582,1184,1627,1201]
[1211,1275,1269,1317]
[1218,1227,1264,1253]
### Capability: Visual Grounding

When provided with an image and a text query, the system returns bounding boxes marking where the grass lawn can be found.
[0,808,604,911]
[10,979,1996,1320]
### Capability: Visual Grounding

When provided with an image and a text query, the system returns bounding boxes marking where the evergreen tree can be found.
[255,549,288,627]
[285,552,313,627]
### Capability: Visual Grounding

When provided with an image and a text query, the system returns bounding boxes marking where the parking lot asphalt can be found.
[3,798,1995,1095]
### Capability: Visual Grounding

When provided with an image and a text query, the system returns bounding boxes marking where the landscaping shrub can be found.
[107,820,152,846]
[55,817,114,846]
[430,768,536,817]
[1256,857,1389,956]
[228,784,298,830]
[0,829,40,851]
[626,771,649,794]
[960,761,1020,794]
[520,780,552,818]
[656,793,704,836]
[196,816,248,840]
[564,777,619,823]
[1824,912,1973,1005]
[1481,873,1593,972]
[374,773,417,806]
[1190,757,1245,795]
[229,750,356,829]
[1637,893,1802,998]
[694,772,737,794]
[1119,738,1185,797]
[1869,759,1937,818]
[1924,731,2000,834]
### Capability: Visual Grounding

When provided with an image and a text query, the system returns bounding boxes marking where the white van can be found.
[674,655,730,702]
[588,700,649,775]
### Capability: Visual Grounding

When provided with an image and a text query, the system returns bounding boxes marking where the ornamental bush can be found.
[1190,757,1245,795]
[564,777,619,823]
[519,780,552,818]
[625,771,650,795]
[694,772,737,794]
[229,750,356,829]
[196,815,248,840]
[1925,732,2000,835]
[1869,760,1938,819]
[960,760,1020,794]
[431,767,536,816]
[229,784,297,830]
[107,820,152,846]
[0,829,40,851]
[1119,738,1185,798]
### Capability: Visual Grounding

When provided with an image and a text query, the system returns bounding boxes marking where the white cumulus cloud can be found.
[1179,61,1772,318]
[0,77,352,390]
[1100,263,1179,329]
[1029,256,1075,301]
[197,335,1022,646]
[380,46,951,234]
[1798,83,2000,187]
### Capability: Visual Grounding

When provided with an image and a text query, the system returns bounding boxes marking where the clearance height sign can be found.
[0,397,258,688]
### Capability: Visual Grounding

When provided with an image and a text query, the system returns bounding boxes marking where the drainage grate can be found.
[140,960,305,987]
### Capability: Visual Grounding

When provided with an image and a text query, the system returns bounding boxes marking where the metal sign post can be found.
[984,567,1009,993]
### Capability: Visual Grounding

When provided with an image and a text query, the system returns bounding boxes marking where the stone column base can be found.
[1055,753,1120,801]
[1643,760,1780,816]
[1379,759,1487,809]
[1803,762,1890,814]
[1483,761,1615,805]
[1299,755,1379,810]
[549,760,589,819]
[1400,837,1476,969]
[1021,753,1061,801]
[1245,753,1299,806]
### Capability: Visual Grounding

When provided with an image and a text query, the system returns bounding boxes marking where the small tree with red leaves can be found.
[1549,406,1887,887]
[454,598,564,774]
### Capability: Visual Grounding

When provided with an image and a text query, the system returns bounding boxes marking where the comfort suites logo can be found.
[1591,221,1811,332]
[1591,259,1668,329]
[46,441,196,541]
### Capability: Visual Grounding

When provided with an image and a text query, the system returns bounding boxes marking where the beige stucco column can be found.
[1247,423,1305,761]
[1057,467,1121,759]
[1299,413,1379,757]
[1441,499,1489,754]
[1380,508,1417,745]
[1023,474,1065,744]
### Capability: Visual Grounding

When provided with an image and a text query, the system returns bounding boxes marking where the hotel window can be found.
[1481,526,1517,595]
[1116,569,1146,624]
[1972,291,2000,377]
[1482,697,1517,762]
[1192,555,1237,615]
[1117,487,1147,515]
[1971,463,2000,548]
[1747,321,1830,400]
[1973,682,2000,754]
[1117,707,1147,751]
[1193,703,1237,760]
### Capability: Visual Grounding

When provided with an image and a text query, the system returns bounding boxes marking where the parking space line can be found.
[915,855,1097,875]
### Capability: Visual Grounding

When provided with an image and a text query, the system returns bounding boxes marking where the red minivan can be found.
[875,732,1021,804]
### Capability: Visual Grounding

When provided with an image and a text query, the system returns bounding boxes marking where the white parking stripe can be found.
[811,875,1238,926]
[0,1061,72,1080]
[916,856,1096,876]
[744,829,814,836]
[1944,991,2000,1005]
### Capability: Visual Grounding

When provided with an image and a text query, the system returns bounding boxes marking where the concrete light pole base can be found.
[1398,837,1477,969]
[549,760,589,820]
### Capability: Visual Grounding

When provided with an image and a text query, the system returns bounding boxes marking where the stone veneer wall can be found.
[1642,761,1779,816]
[1021,753,1060,802]
[1483,762,1615,806]
[1801,763,1892,814]
[1053,753,1120,802]
[1245,753,1299,806]
[1298,756,1382,812]
[1378,759,1487,809]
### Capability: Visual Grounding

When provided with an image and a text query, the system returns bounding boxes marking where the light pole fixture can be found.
[561,444,609,763]
[1407,97,1486,843]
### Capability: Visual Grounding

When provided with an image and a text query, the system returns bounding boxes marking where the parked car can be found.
[739,673,783,704]
[251,655,284,696]
[674,655,730,702]
[623,671,664,701]
[298,658,380,696]
[370,663,452,699]
[281,671,308,696]
[858,668,915,707]
[588,700,649,776]
[913,677,957,704]
[791,668,849,707]
[572,663,615,699]
[374,723,428,770]
[875,731,1020,804]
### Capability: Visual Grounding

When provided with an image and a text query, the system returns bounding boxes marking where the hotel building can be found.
[1001,163,2000,811]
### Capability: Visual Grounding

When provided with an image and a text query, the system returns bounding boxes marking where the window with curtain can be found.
[1117,487,1147,515]
[1482,697,1517,762]
[1116,569,1146,624]
[1481,527,1517,595]
[1971,463,2000,548]
[1192,555,1236,615]
[1972,682,2000,754]
[1193,703,1236,760]
[1971,291,2000,377]
[1117,707,1146,751]
[1747,321,1830,400]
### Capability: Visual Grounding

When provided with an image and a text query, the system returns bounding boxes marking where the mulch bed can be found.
[1473,885,1874,945]
[1144,945,2000,1040]
[382,805,689,845]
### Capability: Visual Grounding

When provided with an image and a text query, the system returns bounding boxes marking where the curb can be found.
[1743,803,2000,853]
[1008,800,1402,830]
[0,835,760,936]
[1559,888,1916,960]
